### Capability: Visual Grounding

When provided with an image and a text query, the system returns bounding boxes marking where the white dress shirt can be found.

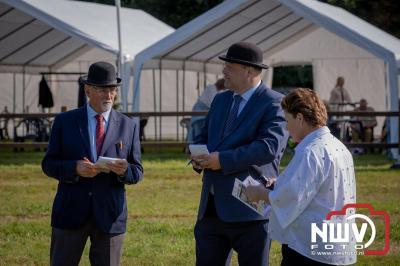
[86,104,111,162]
[268,126,357,265]
[233,80,261,116]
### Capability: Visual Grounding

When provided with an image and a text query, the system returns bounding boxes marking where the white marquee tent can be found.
[132,0,400,156]
[0,0,174,114]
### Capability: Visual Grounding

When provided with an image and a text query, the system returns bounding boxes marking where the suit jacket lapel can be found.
[100,109,120,156]
[219,86,264,141]
[75,106,93,161]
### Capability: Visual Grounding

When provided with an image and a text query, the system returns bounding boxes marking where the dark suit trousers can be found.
[194,195,270,266]
[50,218,125,266]
[281,245,336,266]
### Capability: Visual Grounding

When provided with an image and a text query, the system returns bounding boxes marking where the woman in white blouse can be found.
[245,88,356,266]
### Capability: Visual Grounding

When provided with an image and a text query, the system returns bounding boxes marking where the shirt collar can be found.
[86,103,111,122]
[234,80,261,101]
[294,126,330,152]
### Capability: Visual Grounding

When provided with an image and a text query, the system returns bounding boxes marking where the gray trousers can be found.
[50,218,125,266]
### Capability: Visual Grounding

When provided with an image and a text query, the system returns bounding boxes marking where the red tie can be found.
[95,114,105,157]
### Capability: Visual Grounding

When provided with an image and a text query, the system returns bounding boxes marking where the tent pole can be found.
[203,63,207,93]
[176,70,179,141]
[13,73,16,114]
[115,0,123,75]
[152,69,157,141]
[22,69,26,113]
[391,105,400,169]
[13,73,16,139]
[182,62,186,139]
[197,72,200,97]
[159,60,162,141]
[182,62,186,111]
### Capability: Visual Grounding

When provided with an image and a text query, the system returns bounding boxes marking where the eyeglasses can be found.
[93,86,118,95]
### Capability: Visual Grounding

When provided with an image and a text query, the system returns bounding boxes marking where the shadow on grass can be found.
[0,148,398,171]
[0,147,188,166]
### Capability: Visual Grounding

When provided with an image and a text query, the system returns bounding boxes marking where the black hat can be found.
[81,61,122,87]
[219,42,268,69]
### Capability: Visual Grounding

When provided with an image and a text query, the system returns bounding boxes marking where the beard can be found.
[100,102,113,112]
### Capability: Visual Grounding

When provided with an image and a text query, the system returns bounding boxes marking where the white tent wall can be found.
[0,47,118,140]
[135,69,222,139]
[0,72,42,139]
[267,28,387,131]
[132,0,400,159]
[0,73,42,113]
[0,47,116,113]
[55,48,116,73]
[0,73,15,113]
[0,0,174,114]
[313,58,386,129]
[279,0,399,158]
[50,47,117,112]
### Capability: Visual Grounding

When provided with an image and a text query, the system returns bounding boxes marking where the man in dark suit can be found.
[191,42,288,266]
[42,62,143,266]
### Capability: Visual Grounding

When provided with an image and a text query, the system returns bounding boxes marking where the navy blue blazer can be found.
[195,83,288,222]
[42,106,143,234]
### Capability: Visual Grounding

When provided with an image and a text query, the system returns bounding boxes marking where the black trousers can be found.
[195,195,270,266]
[281,244,337,266]
[50,218,125,266]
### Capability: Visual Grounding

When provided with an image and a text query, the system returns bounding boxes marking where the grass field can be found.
[0,149,399,265]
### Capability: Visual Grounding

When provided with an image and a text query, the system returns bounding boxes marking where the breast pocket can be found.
[114,141,129,159]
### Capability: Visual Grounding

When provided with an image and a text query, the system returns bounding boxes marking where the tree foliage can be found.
[78,0,223,28]
[321,0,400,38]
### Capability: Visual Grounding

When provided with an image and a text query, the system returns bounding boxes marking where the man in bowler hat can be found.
[42,62,143,266]
[191,42,288,265]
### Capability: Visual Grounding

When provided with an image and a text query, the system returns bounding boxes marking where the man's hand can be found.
[190,158,203,170]
[76,157,98,178]
[192,152,221,170]
[266,177,277,188]
[106,159,128,176]
[244,184,270,203]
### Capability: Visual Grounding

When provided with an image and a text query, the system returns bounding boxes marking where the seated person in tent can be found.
[350,98,377,144]
[188,78,225,142]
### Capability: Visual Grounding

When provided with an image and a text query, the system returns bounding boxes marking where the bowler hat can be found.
[219,42,268,69]
[81,61,122,87]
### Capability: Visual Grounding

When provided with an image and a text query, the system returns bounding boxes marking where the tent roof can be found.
[134,0,400,72]
[0,0,174,72]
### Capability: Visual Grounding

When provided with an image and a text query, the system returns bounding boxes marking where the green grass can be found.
[0,150,399,265]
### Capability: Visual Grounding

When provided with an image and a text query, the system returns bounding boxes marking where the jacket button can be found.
[88,192,93,196]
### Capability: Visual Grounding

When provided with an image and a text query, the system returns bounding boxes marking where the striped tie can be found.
[223,95,242,136]
[95,114,105,157]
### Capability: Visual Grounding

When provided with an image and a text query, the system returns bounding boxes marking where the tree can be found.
[78,0,223,28]
[320,0,400,38]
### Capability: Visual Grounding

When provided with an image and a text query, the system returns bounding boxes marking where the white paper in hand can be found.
[188,144,209,156]
[95,156,123,173]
